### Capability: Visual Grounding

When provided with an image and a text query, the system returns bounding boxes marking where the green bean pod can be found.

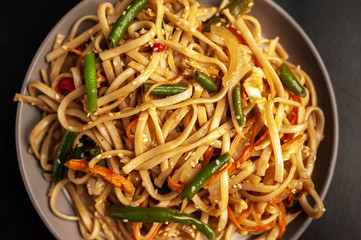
[233,85,246,127]
[52,130,77,181]
[89,148,107,167]
[143,83,187,96]
[278,63,306,97]
[202,0,254,32]
[179,152,230,201]
[108,206,216,240]
[107,0,149,48]
[194,70,218,92]
[84,53,98,113]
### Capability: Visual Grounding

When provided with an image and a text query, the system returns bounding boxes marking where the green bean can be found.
[179,152,230,201]
[52,130,77,181]
[233,85,246,127]
[108,206,216,240]
[143,83,187,96]
[194,70,218,92]
[202,0,254,32]
[277,63,306,97]
[84,53,98,113]
[89,147,107,167]
[107,0,148,48]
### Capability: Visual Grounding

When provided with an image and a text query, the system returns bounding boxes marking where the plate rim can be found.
[15,0,339,239]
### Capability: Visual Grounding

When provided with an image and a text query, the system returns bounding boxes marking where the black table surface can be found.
[2,0,361,239]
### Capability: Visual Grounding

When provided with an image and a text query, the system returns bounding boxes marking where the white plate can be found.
[15,0,338,239]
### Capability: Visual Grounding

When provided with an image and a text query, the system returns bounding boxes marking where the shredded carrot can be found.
[254,129,269,147]
[196,23,203,32]
[67,47,83,56]
[64,159,135,195]
[204,158,232,186]
[147,223,163,240]
[202,146,215,166]
[228,113,261,173]
[229,113,260,156]
[97,68,106,80]
[227,205,276,232]
[133,223,142,240]
[250,203,264,227]
[277,203,286,238]
[284,191,294,208]
[281,134,303,150]
[126,118,139,144]
[133,199,163,240]
[181,200,188,212]
[167,176,185,192]
[144,72,184,101]
[263,67,275,98]
[242,85,247,104]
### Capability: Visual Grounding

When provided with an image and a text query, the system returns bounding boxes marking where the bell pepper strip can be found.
[143,83,187,96]
[64,159,135,195]
[152,43,166,52]
[52,130,77,181]
[107,0,148,48]
[55,77,75,94]
[227,27,247,45]
[233,85,247,127]
[202,0,254,32]
[277,63,306,97]
[194,70,218,92]
[84,53,98,113]
[179,152,230,201]
[108,206,216,240]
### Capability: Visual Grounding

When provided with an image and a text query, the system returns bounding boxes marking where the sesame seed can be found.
[191,186,196,192]
[215,159,220,165]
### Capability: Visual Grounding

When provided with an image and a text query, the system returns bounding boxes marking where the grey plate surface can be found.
[15,0,338,239]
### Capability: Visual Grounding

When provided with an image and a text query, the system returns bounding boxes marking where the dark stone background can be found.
[2,0,360,239]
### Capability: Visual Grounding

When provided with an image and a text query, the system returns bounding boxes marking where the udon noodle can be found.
[14,0,325,239]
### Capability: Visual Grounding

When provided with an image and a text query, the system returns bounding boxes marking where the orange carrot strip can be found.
[277,203,286,238]
[126,118,139,144]
[64,159,135,195]
[167,176,185,192]
[263,67,275,98]
[227,205,276,232]
[67,47,83,56]
[228,113,261,173]
[281,134,303,150]
[133,200,163,240]
[202,146,215,166]
[133,222,142,240]
[204,158,232,186]
[254,129,269,147]
[229,113,260,156]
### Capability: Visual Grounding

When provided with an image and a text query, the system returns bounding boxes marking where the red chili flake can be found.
[55,77,75,94]
[152,43,165,52]
[227,27,247,45]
